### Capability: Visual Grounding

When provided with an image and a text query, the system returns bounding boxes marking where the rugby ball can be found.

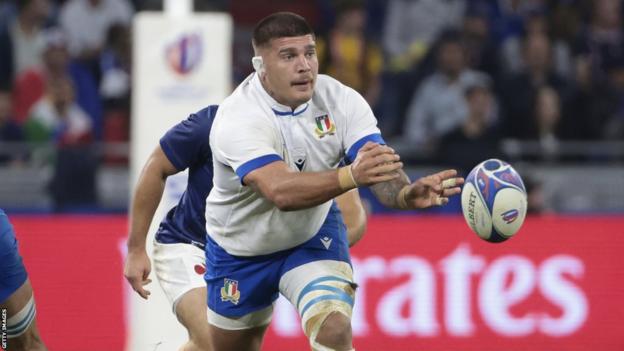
[461,159,527,243]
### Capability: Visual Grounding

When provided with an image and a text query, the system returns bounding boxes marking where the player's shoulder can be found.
[314,74,357,102]
[187,105,219,126]
[315,74,349,93]
[217,99,264,123]
[313,74,367,115]
[216,80,267,125]
[164,105,218,141]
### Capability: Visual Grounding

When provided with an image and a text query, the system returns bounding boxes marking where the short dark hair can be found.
[252,12,314,49]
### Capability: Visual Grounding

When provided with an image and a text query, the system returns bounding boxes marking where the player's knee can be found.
[296,275,357,351]
[315,311,352,350]
[7,294,37,338]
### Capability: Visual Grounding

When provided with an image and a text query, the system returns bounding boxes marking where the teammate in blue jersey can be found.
[0,209,47,350]
[123,105,367,351]
[202,12,463,351]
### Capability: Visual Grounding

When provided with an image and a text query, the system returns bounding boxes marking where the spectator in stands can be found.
[501,9,573,79]
[0,0,50,91]
[573,0,624,85]
[403,31,493,152]
[500,32,568,140]
[59,0,133,81]
[382,0,465,72]
[11,28,102,134]
[0,91,24,165]
[603,59,624,140]
[24,75,97,210]
[376,0,465,136]
[461,4,501,83]
[317,0,382,106]
[99,23,131,164]
[436,77,501,174]
[99,23,131,107]
[484,0,545,45]
[533,85,562,158]
[24,76,93,146]
[561,51,624,142]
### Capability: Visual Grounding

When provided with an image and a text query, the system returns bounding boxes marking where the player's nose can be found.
[296,54,311,72]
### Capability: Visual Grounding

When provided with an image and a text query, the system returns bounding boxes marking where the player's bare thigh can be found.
[180,292,271,351]
[1,279,47,351]
[175,287,210,350]
[204,304,273,351]
[207,324,268,351]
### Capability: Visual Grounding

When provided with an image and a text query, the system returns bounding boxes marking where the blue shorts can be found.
[0,211,28,303]
[205,202,351,317]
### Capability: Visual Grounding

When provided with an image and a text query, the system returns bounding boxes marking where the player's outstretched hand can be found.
[403,169,465,209]
[350,142,403,186]
[124,249,153,299]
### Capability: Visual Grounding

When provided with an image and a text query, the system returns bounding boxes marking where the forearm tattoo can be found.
[370,170,411,208]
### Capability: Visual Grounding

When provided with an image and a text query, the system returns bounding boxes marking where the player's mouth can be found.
[291,79,313,90]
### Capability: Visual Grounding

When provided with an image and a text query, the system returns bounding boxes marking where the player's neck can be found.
[258,76,301,110]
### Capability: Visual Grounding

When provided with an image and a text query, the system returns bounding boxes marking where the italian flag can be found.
[316,115,331,131]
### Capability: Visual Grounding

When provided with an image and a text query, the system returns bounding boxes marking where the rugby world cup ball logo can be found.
[501,209,519,224]
[165,32,203,75]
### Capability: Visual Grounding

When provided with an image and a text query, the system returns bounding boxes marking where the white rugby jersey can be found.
[206,73,384,256]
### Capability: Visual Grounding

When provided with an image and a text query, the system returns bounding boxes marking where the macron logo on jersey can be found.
[294,157,306,171]
[321,236,332,249]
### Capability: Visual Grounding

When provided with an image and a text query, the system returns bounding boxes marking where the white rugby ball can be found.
[461,159,527,243]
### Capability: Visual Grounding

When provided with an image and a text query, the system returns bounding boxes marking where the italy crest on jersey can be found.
[220,278,241,305]
[314,115,336,138]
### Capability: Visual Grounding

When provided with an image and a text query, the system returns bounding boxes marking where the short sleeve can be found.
[342,87,385,164]
[159,106,216,171]
[211,108,282,183]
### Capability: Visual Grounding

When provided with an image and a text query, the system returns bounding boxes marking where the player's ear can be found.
[252,56,265,76]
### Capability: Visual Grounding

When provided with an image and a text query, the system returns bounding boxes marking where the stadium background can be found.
[1,0,623,350]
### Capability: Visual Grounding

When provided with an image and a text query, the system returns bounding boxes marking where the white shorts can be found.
[152,241,206,313]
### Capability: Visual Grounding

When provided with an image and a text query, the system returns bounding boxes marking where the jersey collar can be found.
[251,73,310,117]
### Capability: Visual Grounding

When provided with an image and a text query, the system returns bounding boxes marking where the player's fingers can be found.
[368,172,401,183]
[418,176,442,193]
[442,178,457,188]
[369,162,403,175]
[124,271,140,285]
[359,141,379,152]
[372,153,400,166]
[434,196,449,206]
[131,278,151,299]
[135,285,150,299]
[361,144,396,159]
[436,169,458,181]
[441,187,461,197]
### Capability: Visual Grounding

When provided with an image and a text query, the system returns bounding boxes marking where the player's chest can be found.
[272,112,342,171]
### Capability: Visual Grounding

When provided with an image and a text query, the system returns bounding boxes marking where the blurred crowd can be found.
[0,0,623,209]
[0,0,131,160]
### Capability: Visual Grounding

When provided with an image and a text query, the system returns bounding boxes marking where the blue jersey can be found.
[0,208,28,303]
[154,105,218,248]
